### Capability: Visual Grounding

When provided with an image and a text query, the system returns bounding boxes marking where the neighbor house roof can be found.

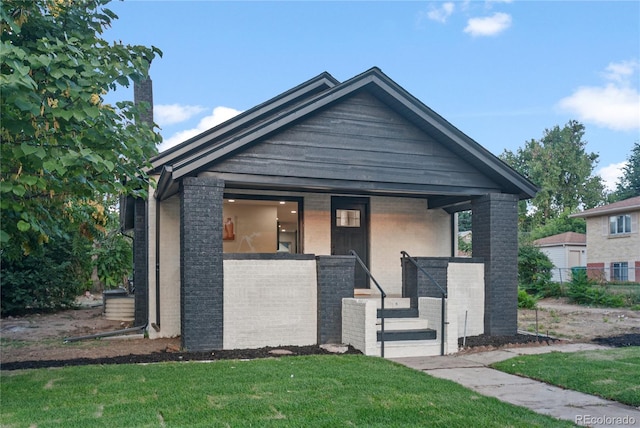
[533,232,586,247]
[151,67,538,203]
[570,196,640,219]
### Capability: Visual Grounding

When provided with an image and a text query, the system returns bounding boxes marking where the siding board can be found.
[209,91,499,192]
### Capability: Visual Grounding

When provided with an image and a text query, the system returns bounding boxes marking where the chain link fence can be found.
[551,267,640,285]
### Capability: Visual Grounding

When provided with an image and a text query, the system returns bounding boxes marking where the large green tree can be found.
[501,120,605,232]
[1,0,162,254]
[613,142,640,200]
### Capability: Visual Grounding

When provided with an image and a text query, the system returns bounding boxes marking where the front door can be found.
[331,196,369,289]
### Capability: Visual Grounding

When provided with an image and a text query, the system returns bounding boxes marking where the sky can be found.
[103,0,640,191]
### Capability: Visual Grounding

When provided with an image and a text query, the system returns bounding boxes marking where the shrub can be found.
[518,288,538,309]
[568,269,626,307]
[518,244,553,296]
[1,236,84,316]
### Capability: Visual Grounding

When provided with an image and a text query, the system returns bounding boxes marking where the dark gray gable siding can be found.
[206,91,502,195]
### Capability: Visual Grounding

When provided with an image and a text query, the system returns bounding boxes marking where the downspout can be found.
[152,196,161,331]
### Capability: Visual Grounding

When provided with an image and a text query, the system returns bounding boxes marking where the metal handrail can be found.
[349,250,387,357]
[401,251,447,298]
[401,251,447,356]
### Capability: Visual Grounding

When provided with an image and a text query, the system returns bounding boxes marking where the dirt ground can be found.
[518,297,640,342]
[1,296,638,370]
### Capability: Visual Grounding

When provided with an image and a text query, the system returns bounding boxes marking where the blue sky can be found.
[103,0,640,190]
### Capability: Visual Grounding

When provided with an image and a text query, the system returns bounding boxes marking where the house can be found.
[125,67,537,357]
[533,232,586,282]
[570,196,640,282]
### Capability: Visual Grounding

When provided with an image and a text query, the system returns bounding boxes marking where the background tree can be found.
[500,120,605,235]
[612,142,640,201]
[1,0,162,252]
[1,0,161,314]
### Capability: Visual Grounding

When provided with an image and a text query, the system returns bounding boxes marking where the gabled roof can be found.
[533,232,586,247]
[152,67,538,202]
[570,196,640,218]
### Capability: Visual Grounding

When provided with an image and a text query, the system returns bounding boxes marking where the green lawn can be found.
[1,355,573,427]
[492,347,640,407]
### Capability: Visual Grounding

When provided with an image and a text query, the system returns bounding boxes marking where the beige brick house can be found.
[570,196,640,282]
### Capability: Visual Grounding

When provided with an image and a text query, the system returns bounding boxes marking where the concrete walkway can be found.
[391,343,640,427]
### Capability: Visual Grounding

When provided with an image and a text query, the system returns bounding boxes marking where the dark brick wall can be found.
[133,78,154,125]
[316,256,355,344]
[472,193,519,336]
[180,177,224,351]
[133,198,148,326]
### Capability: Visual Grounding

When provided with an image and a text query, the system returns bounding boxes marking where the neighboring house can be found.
[124,67,536,357]
[533,232,587,282]
[570,196,640,282]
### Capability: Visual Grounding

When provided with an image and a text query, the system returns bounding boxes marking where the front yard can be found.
[1,355,573,427]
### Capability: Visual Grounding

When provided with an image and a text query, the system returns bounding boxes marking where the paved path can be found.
[391,343,640,427]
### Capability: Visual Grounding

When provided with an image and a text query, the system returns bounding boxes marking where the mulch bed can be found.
[3,334,639,371]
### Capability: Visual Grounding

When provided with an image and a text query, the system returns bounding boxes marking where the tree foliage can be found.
[0,0,162,252]
[613,142,640,201]
[500,121,605,231]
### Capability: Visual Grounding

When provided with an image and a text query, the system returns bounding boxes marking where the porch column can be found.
[180,177,224,351]
[316,255,355,344]
[472,193,519,335]
[133,197,148,326]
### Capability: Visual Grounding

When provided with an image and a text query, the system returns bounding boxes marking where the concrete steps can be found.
[374,298,441,358]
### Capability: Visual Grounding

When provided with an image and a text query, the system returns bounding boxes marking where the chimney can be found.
[134,77,154,125]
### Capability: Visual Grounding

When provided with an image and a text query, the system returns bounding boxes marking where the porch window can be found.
[609,214,631,235]
[336,209,361,227]
[611,262,628,282]
[222,196,300,254]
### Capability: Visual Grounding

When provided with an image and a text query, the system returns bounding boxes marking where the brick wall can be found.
[585,214,640,282]
[342,298,377,356]
[472,193,519,335]
[370,197,451,295]
[418,297,458,354]
[316,256,355,344]
[448,262,485,338]
[180,177,224,351]
[223,255,317,349]
[303,194,331,255]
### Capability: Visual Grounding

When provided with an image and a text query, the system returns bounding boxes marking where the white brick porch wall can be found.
[447,262,484,338]
[341,298,377,356]
[148,191,181,339]
[370,197,451,296]
[419,297,458,354]
[223,259,317,349]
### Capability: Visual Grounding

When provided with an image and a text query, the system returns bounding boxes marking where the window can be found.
[611,262,628,282]
[609,214,631,235]
[336,209,360,227]
[222,196,301,254]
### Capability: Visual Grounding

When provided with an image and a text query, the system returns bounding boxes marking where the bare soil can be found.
[1,296,638,370]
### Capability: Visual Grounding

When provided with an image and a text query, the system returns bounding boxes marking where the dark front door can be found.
[331,196,369,289]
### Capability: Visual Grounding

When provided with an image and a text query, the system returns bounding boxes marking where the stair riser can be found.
[377,319,429,331]
[377,330,436,341]
[376,341,442,358]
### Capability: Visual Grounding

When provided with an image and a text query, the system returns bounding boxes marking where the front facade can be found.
[129,68,536,353]
[571,196,640,282]
[533,232,587,282]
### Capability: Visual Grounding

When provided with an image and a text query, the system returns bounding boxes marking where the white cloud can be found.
[464,12,512,37]
[158,106,242,152]
[426,2,455,23]
[155,104,206,126]
[598,161,627,192]
[558,60,640,131]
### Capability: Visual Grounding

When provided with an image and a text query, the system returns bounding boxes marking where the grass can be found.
[492,347,640,407]
[0,355,574,427]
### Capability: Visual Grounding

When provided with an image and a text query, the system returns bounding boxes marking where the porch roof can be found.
[151,67,537,209]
